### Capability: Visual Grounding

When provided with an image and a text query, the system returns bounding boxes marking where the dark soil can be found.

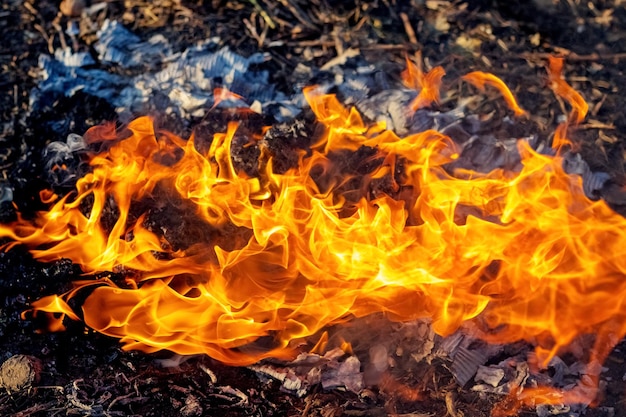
[1,0,626,416]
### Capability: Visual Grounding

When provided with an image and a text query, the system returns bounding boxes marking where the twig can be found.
[23,2,55,54]
[106,391,138,412]
[591,93,607,117]
[287,40,335,47]
[332,26,344,56]
[301,395,313,417]
[13,401,59,417]
[320,47,359,70]
[33,23,54,54]
[400,12,418,45]
[579,122,615,130]
[520,51,626,62]
[277,0,317,30]
[247,0,276,29]
[52,15,67,51]
[243,13,269,47]
[361,44,408,51]
[444,391,463,417]
[353,15,367,31]
[22,1,38,16]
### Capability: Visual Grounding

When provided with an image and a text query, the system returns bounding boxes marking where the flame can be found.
[547,56,588,124]
[546,56,589,151]
[0,57,623,408]
[462,71,527,117]
[401,55,445,111]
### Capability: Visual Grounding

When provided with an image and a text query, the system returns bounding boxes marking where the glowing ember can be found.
[0,57,621,408]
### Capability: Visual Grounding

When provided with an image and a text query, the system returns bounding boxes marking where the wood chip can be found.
[0,355,42,392]
[60,0,85,17]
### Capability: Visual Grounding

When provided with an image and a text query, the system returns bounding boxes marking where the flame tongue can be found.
[1,59,624,383]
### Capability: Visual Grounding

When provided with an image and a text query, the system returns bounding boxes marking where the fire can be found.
[401,55,445,111]
[0,57,622,408]
[462,71,527,117]
[547,56,589,125]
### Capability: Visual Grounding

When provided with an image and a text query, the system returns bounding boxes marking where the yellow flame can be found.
[0,58,622,409]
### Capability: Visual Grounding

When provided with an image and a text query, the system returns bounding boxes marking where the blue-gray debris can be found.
[54,48,95,67]
[65,133,87,152]
[43,134,89,187]
[0,183,13,204]
[95,20,172,69]
[32,19,295,121]
[30,18,613,200]
[562,152,611,199]
[33,54,129,112]
[356,89,415,134]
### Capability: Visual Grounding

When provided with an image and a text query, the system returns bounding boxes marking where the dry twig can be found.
[277,0,317,30]
[247,0,276,29]
[521,51,626,62]
[13,401,59,417]
[400,12,418,45]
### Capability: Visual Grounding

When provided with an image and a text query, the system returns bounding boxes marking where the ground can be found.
[1,0,626,416]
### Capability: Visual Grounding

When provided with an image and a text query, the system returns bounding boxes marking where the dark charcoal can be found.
[262,111,318,174]
[0,201,16,224]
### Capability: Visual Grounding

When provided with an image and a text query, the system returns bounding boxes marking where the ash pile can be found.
[30,17,614,200]
[3,14,622,417]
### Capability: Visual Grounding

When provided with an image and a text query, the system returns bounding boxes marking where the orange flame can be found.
[547,56,589,151]
[401,55,445,111]
[0,57,618,409]
[547,56,588,125]
[462,71,527,117]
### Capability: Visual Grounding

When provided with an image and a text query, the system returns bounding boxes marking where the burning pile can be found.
[0,56,621,410]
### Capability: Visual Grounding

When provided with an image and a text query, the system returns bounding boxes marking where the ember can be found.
[0,55,622,412]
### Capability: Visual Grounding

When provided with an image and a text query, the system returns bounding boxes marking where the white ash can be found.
[533,373,602,417]
[470,351,611,417]
[471,360,530,396]
[154,353,200,369]
[453,134,528,173]
[249,318,505,396]
[249,348,363,397]
[356,89,416,134]
[418,321,506,388]
[33,54,130,110]
[369,344,389,373]
[547,356,569,385]
[54,47,95,67]
[34,19,294,122]
[42,133,89,187]
[535,404,574,417]
[321,355,363,393]
[179,394,203,417]
[409,99,479,135]
[95,20,172,70]
[474,365,505,387]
